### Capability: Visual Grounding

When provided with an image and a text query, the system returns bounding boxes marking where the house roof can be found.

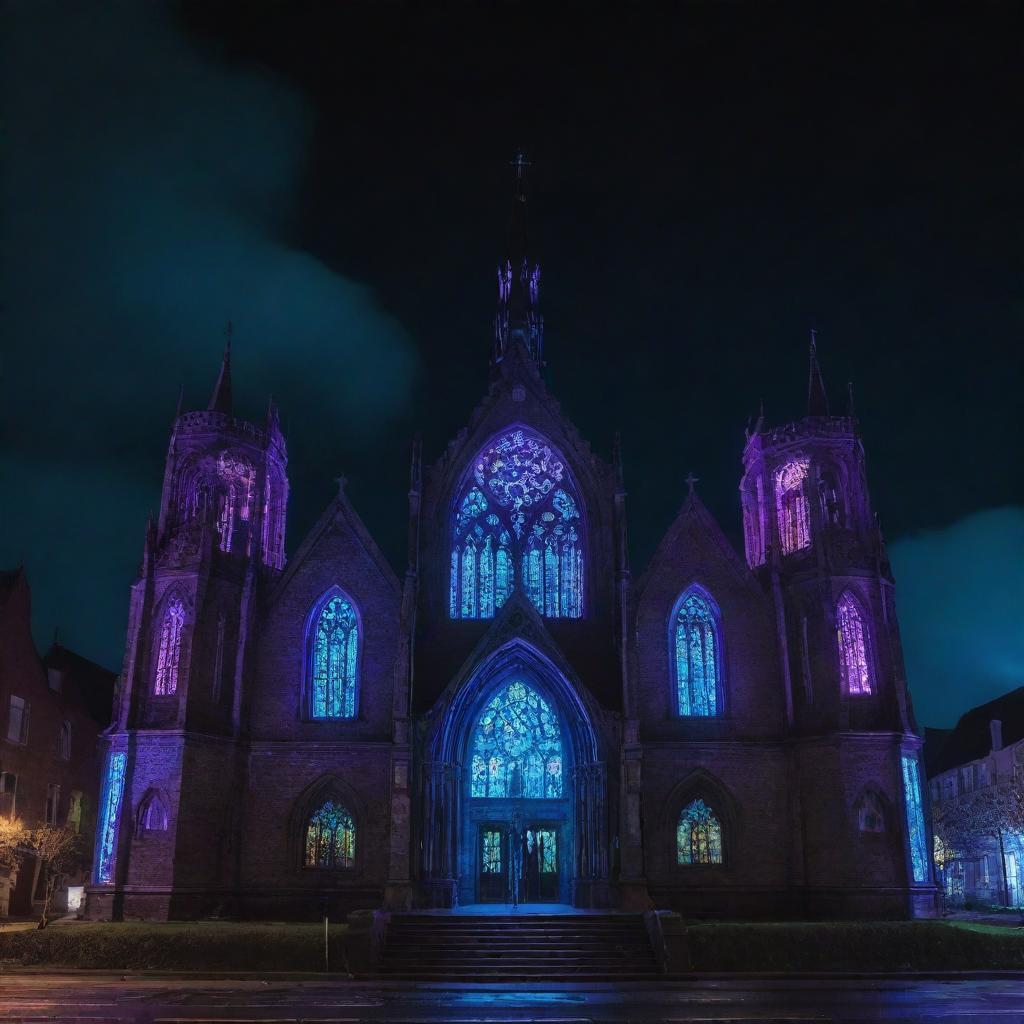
[924,685,1024,777]
[43,643,117,726]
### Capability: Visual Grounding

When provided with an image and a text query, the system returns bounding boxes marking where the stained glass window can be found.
[482,829,502,874]
[536,829,557,873]
[677,799,723,865]
[836,592,872,696]
[215,453,255,554]
[304,800,355,869]
[470,680,563,799]
[674,589,721,717]
[139,792,169,833]
[776,459,811,554]
[901,755,929,883]
[310,595,359,719]
[154,597,185,696]
[450,429,583,619]
[95,752,126,884]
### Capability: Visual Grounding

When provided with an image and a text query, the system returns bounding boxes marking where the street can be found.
[1,974,1024,1022]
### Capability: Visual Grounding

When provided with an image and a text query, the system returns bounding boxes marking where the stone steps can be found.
[377,911,661,980]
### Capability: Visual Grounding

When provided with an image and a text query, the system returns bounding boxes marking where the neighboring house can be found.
[85,169,937,923]
[925,688,1024,909]
[0,568,116,916]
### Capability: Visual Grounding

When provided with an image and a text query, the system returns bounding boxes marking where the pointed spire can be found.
[208,320,233,414]
[807,328,829,417]
[493,152,544,367]
[847,380,857,419]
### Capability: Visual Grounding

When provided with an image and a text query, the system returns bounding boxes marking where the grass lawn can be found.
[0,921,352,972]
[686,920,1024,972]
[1,919,1023,973]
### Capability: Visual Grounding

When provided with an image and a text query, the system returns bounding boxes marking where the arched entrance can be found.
[420,642,609,908]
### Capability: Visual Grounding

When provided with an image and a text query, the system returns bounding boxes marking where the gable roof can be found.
[43,643,117,726]
[924,686,1024,777]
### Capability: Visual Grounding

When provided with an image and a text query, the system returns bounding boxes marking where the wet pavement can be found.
[1,973,1024,1022]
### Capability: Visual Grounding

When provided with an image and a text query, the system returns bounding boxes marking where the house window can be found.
[66,791,83,833]
[304,800,355,869]
[58,721,71,761]
[45,783,61,825]
[0,772,17,818]
[676,798,723,865]
[6,696,29,744]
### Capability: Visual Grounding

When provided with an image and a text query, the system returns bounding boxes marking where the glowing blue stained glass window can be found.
[95,751,127,884]
[304,800,355,868]
[901,754,929,883]
[470,680,563,799]
[677,799,723,865]
[449,430,583,620]
[674,590,721,717]
[311,595,359,719]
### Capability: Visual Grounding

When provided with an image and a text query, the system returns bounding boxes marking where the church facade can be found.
[84,174,938,922]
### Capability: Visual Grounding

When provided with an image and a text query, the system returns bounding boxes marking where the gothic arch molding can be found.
[661,768,740,866]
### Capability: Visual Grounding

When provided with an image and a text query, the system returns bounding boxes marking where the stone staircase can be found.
[377,912,661,980]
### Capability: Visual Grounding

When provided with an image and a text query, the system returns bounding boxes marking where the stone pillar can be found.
[618,718,651,909]
[420,761,459,907]
[573,761,610,907]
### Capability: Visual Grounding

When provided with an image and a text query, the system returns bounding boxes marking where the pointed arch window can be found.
[138,791,169,834]
[309,593,360,719]
[673,588,722,717]
[154,597,185,696]
[304,800,355,869]
[836,592,872,696]
[677,798,723,865]
[776,459,811,554]
[857,791,886,833]
[449,429,584,620]
[470,680,564,799]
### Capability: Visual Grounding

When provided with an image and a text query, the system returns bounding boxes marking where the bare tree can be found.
[28,825,84,930]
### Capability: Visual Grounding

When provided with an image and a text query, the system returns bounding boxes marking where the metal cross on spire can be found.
[685,472,700,494]
[511,150,531,184]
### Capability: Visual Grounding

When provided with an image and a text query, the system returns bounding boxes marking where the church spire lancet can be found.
[493,152,544,369]
[807,328,829,417]
[208,320,233,415]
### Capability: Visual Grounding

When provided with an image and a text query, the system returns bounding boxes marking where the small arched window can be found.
[58,721,71,761]
[858,791,886,833]
[836,592,872,696]
[154,597,185,696]
[309,592,360,719]
[818,467,845,527]
[673,588,722,717]
[304,800,355,869]
[138,791,169,834]
[776,459,811,554]
[677,798,723,865]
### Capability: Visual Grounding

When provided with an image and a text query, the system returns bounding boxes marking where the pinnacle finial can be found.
[511,150,531,196]
[208,321,234,414]
[685,471,700,495]
[807,327,829,417]
[847,380,857,418]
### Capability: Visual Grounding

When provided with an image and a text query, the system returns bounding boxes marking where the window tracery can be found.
[674,589,722,717]
[470,680,563,800]
[310,594,359,719]
[304,800,355,869]
[901,755,929,883]
[776,458,811,554]
[837,592,872,696]
[154,597,185,696]
[677,798,723,865]
[450,429,583,619]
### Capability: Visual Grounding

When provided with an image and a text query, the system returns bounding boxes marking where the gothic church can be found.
[85,169,937,921]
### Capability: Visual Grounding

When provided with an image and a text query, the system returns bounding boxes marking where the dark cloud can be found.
[890,507,1024,729]
[1,1,416,664]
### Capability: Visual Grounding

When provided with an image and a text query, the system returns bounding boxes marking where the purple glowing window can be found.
[450,429,583,620]
[836,592,872,696]
[677,799,722,865]
[215,453,255,554]
[305,800,355,869]
[310,594,359,719]
[776,459,811,555]
[674,589,721,717]
[154,597,185,696]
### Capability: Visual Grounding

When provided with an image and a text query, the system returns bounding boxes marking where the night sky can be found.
[3,1,1022,728]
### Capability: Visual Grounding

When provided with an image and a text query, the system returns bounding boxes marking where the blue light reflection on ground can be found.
[453,991,586,1004]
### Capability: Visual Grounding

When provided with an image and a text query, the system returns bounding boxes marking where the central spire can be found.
[493,152,544,368]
